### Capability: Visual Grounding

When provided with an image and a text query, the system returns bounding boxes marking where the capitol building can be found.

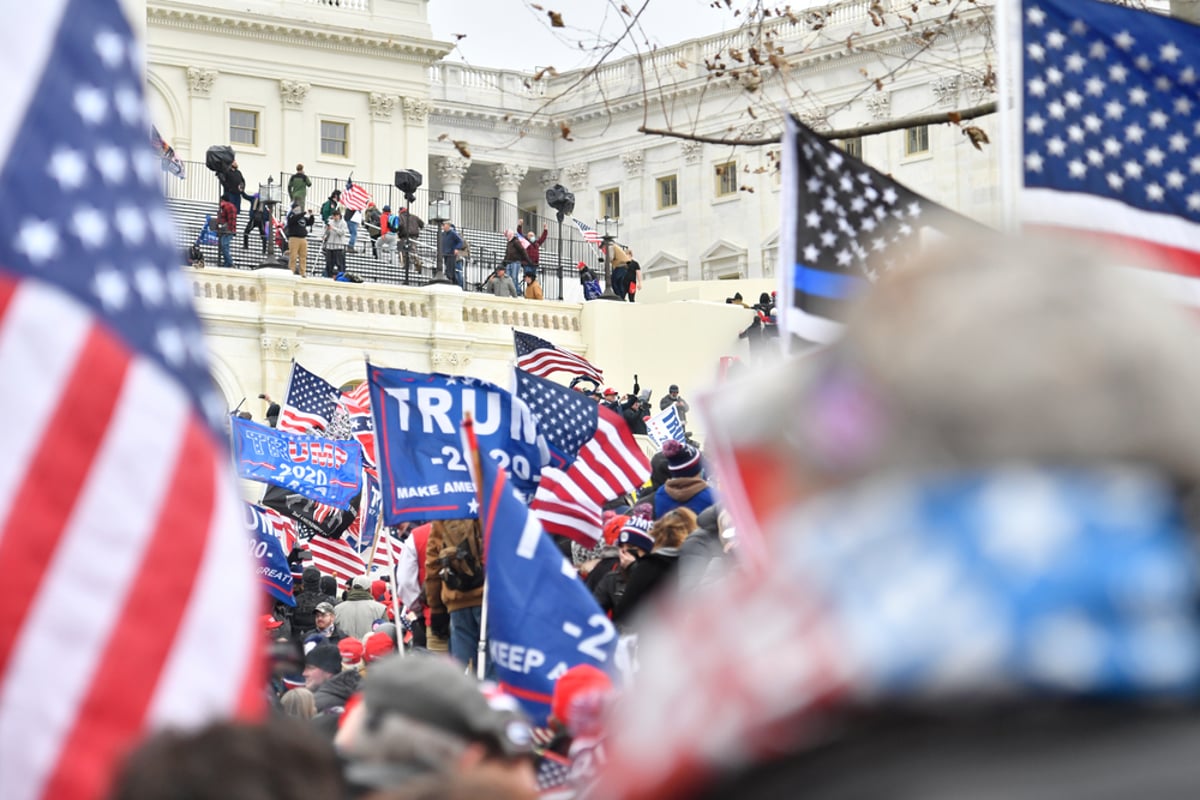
[135,0,1003,425]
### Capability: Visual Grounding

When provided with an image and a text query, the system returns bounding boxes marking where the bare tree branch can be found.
[637,101,998,146]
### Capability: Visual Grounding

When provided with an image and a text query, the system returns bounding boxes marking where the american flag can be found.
[0,3,261,799]
[517,369,650,545]
[338,380,376,467]
[778,114,982,344]
[343,176,372,213]
[514,330,603,383]
[308,534,367,581]
[536,751,572,794]
[572,218,603,247]
[1015,0,1200,297]
[277,361,339,434]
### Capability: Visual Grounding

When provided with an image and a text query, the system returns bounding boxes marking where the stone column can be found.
[437,156,471,224]
[279,80,310,183]
[368,92,399,188]
[491,163,527,231]
[401,97,430,185]
[186,67,217,172]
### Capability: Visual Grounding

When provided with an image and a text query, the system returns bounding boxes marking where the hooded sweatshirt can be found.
[654,477,716,519]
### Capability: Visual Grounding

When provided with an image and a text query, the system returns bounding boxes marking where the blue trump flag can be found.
[244,503,296,607]
[466,419,616,724]
[368,364,547,523]
[230,415,362,509]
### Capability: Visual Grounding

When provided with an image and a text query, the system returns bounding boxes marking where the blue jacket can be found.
[441,226,465,255]
[653,479,716,520]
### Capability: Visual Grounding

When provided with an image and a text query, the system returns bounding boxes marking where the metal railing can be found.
[163,161,606,300]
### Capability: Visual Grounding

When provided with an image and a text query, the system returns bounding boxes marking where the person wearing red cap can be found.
[600,387,622,415]
[550,665,614,795]
[363,631,395,663]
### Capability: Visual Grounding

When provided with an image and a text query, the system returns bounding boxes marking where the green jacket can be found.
[287,172,311,203]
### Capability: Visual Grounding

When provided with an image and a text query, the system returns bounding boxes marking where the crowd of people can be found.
[198,160,627,299]
[116,229,1200,799]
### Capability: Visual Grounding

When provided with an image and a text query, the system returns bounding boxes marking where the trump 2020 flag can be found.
[1010,0,1200,301]
[368,364,547,523]
[231,415,363,509]
[0,2,262,798]
[245,503,296,607]
[645,404,687,450]
[464,419,616,725]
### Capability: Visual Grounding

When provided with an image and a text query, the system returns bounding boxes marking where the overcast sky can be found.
[427,0,735,73]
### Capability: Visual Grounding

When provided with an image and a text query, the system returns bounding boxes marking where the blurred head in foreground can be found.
[109,718,342,800]
[600,234,1200,799]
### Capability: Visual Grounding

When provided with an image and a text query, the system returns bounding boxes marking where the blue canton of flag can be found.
[465,422,616,725]
[1018,0,1200,286]
[278,361,339,433]
[515,369,597,470]
[779,114,983,344]
[1,12,225,428]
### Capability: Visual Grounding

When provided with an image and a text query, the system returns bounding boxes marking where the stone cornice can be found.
[147,4,452,64]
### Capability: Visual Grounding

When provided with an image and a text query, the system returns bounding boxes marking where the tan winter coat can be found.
[424,519,485,614]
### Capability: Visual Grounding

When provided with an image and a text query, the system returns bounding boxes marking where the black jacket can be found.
[621,401,648,435]
[613,547,680,626]
[220,167,246,197]
[313,668,361,713]
[286,209,314,238]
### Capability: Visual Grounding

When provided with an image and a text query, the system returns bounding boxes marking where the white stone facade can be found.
[144,0,999,284]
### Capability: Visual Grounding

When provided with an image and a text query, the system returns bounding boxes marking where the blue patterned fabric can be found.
[785,467,1200,697]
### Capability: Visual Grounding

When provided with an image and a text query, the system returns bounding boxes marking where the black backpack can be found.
[436,520,485,592]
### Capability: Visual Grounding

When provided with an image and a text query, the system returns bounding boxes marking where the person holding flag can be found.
[461,415,618,726]
[342,175,373,253]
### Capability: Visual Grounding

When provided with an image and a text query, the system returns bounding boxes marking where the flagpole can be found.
[388,527,406,658]
[995,0,1022,234]
[461,414,491,681]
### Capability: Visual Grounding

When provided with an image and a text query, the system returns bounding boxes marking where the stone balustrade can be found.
[189,266,588,405]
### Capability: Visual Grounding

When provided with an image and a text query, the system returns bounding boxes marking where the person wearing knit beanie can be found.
[592,516,654,620]
[654,439,716,519]
[304,644,343,690]
[662,439,702,477]
[617,516,653,555]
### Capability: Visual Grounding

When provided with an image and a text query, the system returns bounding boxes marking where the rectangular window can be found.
[841,137,863,159]
[600,188,621,219]
[229,109,259,147]
[320,120,349,157]
[656,174,678,210]
[905,125,930,156]
[714,160,738,197]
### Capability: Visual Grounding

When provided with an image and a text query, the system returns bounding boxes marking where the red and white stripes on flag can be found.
[572,218,603,247]
[343,178,372,213]
[260,505,298,554]
[308,535,366,581]
[513,330,603,384]
[0,4,261,798]
[530,406,650,546]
